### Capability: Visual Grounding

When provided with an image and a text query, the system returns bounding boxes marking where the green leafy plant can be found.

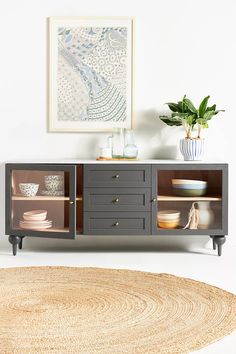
[160,95,224,139]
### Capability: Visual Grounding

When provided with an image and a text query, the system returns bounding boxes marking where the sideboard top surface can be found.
[4,159,228,165]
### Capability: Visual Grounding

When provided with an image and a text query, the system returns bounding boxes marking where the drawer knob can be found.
[152,198,157,203]
[113,174,120,179]
[69,201,74,205]
[113,198,119,203]
[113,222,119,227]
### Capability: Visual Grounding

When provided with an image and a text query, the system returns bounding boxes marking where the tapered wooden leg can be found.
[19,237,25,250]
[210,236,216,250]
[213,236,226,256]
[8,236,21,256]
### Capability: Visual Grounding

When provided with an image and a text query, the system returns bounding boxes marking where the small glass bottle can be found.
[123,129,138,159]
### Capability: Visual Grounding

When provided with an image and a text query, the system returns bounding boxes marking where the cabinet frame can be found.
[151,164,228,235]
[5,163,76,239]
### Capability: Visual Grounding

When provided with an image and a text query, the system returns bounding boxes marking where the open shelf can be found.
[158,195,222,201]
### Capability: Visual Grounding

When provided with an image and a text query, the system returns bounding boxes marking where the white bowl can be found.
[158,210,180,221]
[23,210,47,221]
[172,179,207,186]
[19,183,39,197]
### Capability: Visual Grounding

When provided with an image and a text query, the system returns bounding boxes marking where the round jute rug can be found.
[0,267,235,354]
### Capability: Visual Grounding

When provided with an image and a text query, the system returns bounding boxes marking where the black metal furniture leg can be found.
[8,236,21,256]
[213,236,226,256]
[19,237,25,250]
[210,236,216,250]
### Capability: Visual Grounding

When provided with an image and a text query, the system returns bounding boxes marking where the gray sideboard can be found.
[5,161,228,256]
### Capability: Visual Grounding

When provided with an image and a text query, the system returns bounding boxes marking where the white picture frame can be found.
[48,17,134,132]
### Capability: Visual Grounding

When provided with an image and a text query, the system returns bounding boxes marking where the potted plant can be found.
[159,95,224,160]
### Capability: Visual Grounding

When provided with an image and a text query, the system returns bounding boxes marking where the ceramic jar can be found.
[197,201,214,229]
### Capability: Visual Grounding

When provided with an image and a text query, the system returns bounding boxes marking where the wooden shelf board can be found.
[12,195,83,201]
[13,227,70,233]
[158,195,222,201]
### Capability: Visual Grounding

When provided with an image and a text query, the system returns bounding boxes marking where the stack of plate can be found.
[158,210,180,229]
[20,210,52,230]
[172,179,207,197]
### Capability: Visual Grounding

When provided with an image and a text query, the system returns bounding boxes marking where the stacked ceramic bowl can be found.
[20,210,52,230]
[172,179,207,197]
[158,210,180,229]
[41,175,64,196]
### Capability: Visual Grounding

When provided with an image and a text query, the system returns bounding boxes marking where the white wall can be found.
[0,0,235,246]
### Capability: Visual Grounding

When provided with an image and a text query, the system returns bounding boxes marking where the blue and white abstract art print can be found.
[49,17,133,131]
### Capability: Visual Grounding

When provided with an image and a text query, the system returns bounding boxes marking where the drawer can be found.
[84,188,151,212]
[84,212,151,235]
[84,164,151,188]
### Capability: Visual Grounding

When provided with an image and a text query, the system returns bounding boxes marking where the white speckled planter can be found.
[180,138,205,161]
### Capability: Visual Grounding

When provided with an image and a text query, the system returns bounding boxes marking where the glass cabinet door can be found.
[152,166,227,235]
[6,164,78,238]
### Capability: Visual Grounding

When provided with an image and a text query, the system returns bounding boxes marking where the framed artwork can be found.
[48,17,134,132]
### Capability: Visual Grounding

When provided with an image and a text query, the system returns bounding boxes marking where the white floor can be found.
[0,235,235,354]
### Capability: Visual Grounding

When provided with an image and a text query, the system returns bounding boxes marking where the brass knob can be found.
[113,198,119,203]
[113,174,119,179]
[113,222,119,226]
[69,201,74,205]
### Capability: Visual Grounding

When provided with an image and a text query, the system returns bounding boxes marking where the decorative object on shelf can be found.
[184,202,199,229]
[48,17,134,132]
[98,135,113,159]
[99,147,112,159]
[1,267,235,353]
[157,210,180,229]
[112,128,125,158]
[44,175,64,192]
[197,201,214,229]
[123,129,138,159]
[19,183,39,197]
[20,209,52,230]
[172,179,207,197]
[160,95,224,160]
[23,210,47,221]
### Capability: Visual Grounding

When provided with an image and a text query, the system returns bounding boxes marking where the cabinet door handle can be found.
[113,174,120,179]
[69,201,74,205]
[113,198,119,203]
[113,222,119,226]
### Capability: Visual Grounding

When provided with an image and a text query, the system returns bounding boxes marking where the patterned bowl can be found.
[172,179,207,197]
[44,175,64,191]
[19,183,39,197]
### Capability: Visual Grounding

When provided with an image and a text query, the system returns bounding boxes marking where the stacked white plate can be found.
[20,210,52,230]
[20,220,52,230]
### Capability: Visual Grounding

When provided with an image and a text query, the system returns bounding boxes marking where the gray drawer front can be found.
[84,188,151,212]
[84,212,151,235]
[84,165,151,187]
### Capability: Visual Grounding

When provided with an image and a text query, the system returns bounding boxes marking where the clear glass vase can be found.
[123,130,138,159]
[112,128,124,158]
